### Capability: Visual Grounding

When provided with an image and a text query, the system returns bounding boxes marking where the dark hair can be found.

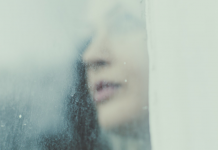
[40,40,111,150]
[0,40,110,150]
[39,61,100,150]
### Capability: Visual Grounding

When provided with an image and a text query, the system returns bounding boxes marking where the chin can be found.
[97,101,145,130]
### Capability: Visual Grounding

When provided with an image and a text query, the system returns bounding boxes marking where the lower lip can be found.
[94,86,118,102]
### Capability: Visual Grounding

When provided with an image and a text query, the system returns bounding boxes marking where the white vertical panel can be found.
[146,0,218,150]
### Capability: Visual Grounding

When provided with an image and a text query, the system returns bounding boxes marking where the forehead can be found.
[87,0,143,25]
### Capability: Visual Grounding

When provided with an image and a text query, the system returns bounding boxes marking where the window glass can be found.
[0,0,150,150]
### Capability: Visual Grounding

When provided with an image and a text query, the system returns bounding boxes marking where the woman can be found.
[1,0,150,149]
[81,0,151,149]
[23,0,150,149]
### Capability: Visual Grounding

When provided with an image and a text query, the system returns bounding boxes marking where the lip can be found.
[93,81,121,103]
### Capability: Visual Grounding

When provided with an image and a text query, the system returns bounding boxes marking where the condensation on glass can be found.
[0,0,150,150]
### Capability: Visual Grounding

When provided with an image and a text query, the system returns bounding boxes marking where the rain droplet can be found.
[125,79,127,82]
[19,115,22,118]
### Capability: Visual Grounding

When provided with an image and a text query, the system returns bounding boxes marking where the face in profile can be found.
[83,0,149,130]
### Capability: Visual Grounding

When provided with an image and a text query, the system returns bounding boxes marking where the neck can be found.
[102,117,151,150]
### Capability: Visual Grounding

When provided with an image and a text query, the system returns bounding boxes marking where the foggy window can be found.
[82,0,150,150]
[0,0,150,150]
[2,0,217,150]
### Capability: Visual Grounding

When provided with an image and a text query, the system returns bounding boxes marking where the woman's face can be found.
[83,1,149,130]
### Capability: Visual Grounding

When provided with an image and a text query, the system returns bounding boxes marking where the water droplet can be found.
[1,125,5,127]
[19,115,22,118]
[124,62,126,65]
[125,79,127,82]
[23,124,26,126]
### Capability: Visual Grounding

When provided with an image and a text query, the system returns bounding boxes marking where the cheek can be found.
[116,43,148,102]
[119,48,149,114]
[108,37,148,115]
[97,65,148,128]
[125,63,149,104]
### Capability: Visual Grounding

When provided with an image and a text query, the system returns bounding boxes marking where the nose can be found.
[83,30,111,69]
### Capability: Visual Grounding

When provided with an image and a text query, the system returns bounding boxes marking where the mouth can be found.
[93,81,121,103]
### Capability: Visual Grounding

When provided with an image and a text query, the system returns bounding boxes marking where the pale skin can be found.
[83,0,149,132]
